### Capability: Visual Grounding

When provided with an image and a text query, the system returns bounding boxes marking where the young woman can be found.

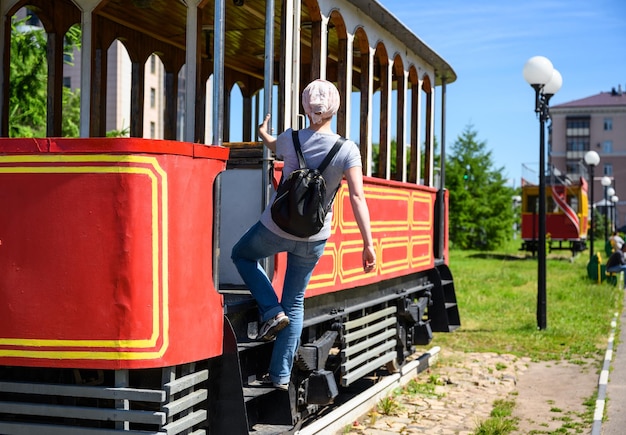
[231,79,376,389]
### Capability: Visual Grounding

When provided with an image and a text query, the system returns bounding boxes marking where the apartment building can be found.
[65,44,167,139]
[550,86,626,229]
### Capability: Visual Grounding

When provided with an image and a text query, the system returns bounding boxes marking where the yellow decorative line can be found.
[338,186,412,234]
[336,239,373,284]
[410,192,434,230]
[410,235,433,268]
[308,243,338,286]
[307,184,437,289]
[379,236,411,274]
[0,155,169,360]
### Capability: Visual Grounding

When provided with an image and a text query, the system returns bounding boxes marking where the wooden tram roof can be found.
[99,0,273,82]
[346,0,456,85]
[4,0,456,139]
[98,0,455,84]
[18,0,455,87]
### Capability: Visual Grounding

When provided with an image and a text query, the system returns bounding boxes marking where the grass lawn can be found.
[430,239,623,362]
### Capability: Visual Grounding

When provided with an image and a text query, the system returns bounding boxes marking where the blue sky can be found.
[380,0,626,187]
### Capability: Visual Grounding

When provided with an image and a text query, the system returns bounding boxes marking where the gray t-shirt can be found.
[260,128,362,241]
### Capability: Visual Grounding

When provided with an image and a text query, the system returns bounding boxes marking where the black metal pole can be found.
[604,186,609,242]
[536,87,547,330]
[589,168,595,260]
[613,201,616,231]
[611,201,614,232]
[436,77,447,260]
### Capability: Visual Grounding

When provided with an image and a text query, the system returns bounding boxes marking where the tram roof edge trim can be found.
[346,0,457,85]
[0,138,230,161]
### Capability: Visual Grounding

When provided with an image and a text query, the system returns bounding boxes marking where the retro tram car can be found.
[520,173,589,255]
[0,0,459,433]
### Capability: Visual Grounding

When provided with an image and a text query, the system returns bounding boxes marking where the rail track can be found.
[296,347,441,434]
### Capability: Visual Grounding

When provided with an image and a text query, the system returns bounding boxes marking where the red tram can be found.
[0,0,459,433]
[520,174,589,254]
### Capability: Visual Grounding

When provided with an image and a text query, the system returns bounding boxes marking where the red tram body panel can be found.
[521,211,587,240]
[271,164,444,299]
[0,138,229,369]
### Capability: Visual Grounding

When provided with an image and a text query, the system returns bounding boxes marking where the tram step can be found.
[237,340,267,352]
[242,385,278,402]
[430,264,461,332]
[250,424,296,435]
[244,382,294,428]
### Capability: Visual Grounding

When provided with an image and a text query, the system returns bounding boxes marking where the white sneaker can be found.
[257,313,289,341]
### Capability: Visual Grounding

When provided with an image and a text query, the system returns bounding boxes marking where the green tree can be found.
[422,136,441,174]
[60,24,82,137]
[371,139,400,176]
[61,87,81,137]
[9,16,81,137]
[371,137,440,180]
[9,17,47,137]
[446,125,515,250]
[592,207,608,244]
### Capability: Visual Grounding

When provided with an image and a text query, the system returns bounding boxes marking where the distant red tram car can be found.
[520,177,589,254]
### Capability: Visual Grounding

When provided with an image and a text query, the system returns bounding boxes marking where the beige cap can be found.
[302,79,340,124]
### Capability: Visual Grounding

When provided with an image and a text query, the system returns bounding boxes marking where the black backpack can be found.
[271,130,345,238]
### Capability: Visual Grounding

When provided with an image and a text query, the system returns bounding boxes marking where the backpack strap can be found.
[291,130,307,170]
[291,129,345,172]
[319,137,345,172]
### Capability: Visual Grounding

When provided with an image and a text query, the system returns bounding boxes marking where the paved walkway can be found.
[341,293,626,434]
[341,345,605,434]
[342,351,531,434]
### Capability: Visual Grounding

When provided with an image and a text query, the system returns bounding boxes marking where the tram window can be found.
[548,196,558,213]
[526,195,538,213]
[568,196,579,212]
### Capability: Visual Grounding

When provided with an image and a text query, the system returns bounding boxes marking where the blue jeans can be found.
[607,265,626,288]
[231,221,326,385]
[607,265,626,273]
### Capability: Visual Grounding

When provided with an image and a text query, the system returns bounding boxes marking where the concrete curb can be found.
[591,311,619,435]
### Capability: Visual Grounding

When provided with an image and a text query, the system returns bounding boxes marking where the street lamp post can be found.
[611,194,619,231]
[602,176,612,242]
[607,186,616,232]
[585,151,600,260]
[523,56,562,331]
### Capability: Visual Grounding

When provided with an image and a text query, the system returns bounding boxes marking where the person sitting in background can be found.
[606,244,626,288]
[609,231,624,252]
